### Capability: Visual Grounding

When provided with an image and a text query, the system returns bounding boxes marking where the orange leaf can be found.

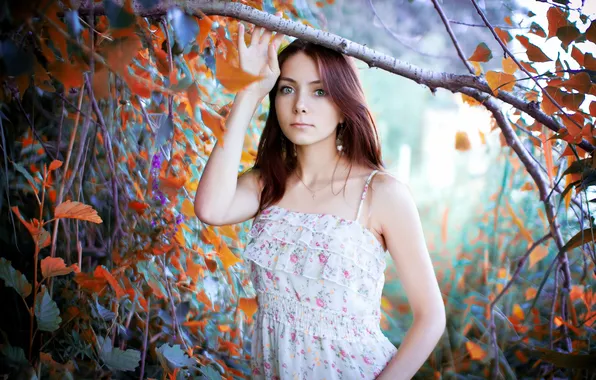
[55,200,103,223]
[41,257,79,278]
[154,49,170,76]
[529,245,549,269]
[486,71,516,95]
[571,46,584,66]
[461,94,481,107]
[214,50,262,92]
[541,86,564,115]
[200,107,226,143]
[501,57,517,75]
[186,83,200,118]
[519,61,537,74]
[49,160,63,171]
[585,53,596,71]
[557,25,580,49]
[547,7,568,39]
[48,61,84,93]
[468,43,492,62]
[186,255,203,284]
[205,258,217,272]
[181,198,196,218]
[466,341,487,360]
[494,27,512,44]
[128,200,149,214]
[549,72,592,94]
[11,206,51,247]
[103,34,142,76]
[454,131,471,151]
[95,266,126,299]
[197,14,214,53]
[586,21,596,44]
[74,271,107,294]
[505,199,533,242]
[541,132,554,185]
[218,241,242,270]
[238,297,258,319]
[92,67,111,99]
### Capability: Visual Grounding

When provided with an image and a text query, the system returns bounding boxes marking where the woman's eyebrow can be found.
[279,77,322,85]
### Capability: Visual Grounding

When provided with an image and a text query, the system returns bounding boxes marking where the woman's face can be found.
[275,52,344,147]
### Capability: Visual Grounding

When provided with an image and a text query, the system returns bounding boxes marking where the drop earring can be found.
[336,123,345,153]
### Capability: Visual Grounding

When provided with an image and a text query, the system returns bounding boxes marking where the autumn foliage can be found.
[0,0,595,379]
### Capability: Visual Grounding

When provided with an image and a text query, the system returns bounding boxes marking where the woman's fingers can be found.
[271,32,284,51]
[237,23,247,51]
[260,29,273,46]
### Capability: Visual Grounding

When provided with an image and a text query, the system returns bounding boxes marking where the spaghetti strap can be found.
[355,169,379,221]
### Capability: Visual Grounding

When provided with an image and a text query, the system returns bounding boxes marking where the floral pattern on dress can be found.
[244,195,398,379]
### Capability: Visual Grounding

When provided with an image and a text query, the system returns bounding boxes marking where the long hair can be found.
[252,39,384,212]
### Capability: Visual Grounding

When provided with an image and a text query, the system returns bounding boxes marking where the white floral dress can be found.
[244,170,397,380]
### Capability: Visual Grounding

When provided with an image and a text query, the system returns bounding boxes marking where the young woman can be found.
[194,22,446,380]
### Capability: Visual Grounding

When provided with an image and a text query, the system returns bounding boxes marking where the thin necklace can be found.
[294,156,342,200]
[294,172,330,200]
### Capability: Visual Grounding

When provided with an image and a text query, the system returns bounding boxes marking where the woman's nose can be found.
[293,92,308,114]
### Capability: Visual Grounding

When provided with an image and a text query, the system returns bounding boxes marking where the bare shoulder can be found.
[370,171,417,226]
[371,170,411,198]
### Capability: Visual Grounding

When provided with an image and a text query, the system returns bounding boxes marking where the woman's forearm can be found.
[193,90,261,221]
[377,313,446,380]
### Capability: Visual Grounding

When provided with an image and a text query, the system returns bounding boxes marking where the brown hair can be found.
[252,39,384,212]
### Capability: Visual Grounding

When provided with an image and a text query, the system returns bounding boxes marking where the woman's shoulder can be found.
[369,170,411,201]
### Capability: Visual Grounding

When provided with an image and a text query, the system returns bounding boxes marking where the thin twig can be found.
[469,0,584,133]
[139,297,151,380]
[10,88,56,161]
[430,0,475,74]
[84,74,123,242]
[366,0,451,59]
[489,233,552,379]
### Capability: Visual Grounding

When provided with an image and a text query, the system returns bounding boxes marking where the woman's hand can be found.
[237,18,285,99]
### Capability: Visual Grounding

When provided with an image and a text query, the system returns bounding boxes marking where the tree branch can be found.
[468,0,585,134]
[462,87,574,357]
[74,0,594,152]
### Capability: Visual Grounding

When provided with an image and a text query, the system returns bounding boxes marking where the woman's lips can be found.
[291,123,313,129]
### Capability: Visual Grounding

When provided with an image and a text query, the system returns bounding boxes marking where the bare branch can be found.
[468,0,585,134]
[74,0,594,152]
[430,0,475,74]
[366,0,451,60]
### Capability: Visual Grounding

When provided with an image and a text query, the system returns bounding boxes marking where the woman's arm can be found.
[194,25,284,226]
[193,90,263,226]
[373,174,446,380]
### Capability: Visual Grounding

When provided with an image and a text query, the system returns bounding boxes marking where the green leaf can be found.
[0,39,34,77]
[157,344,196,371]
[530,347,596,369]
[94,298,116,321]
[103,0,135,29]
[154,115,174,150]
[168,8,200,50]
[562,227,596,253]
[199,365,223,380]
[35,286,61,332]
[0,257,32,298]
[99,336,141,372]
[13,162,39,193]
[0,344,28,366]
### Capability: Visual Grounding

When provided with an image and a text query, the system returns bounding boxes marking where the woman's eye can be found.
[280,86,293,94]
[315,89,326,96]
